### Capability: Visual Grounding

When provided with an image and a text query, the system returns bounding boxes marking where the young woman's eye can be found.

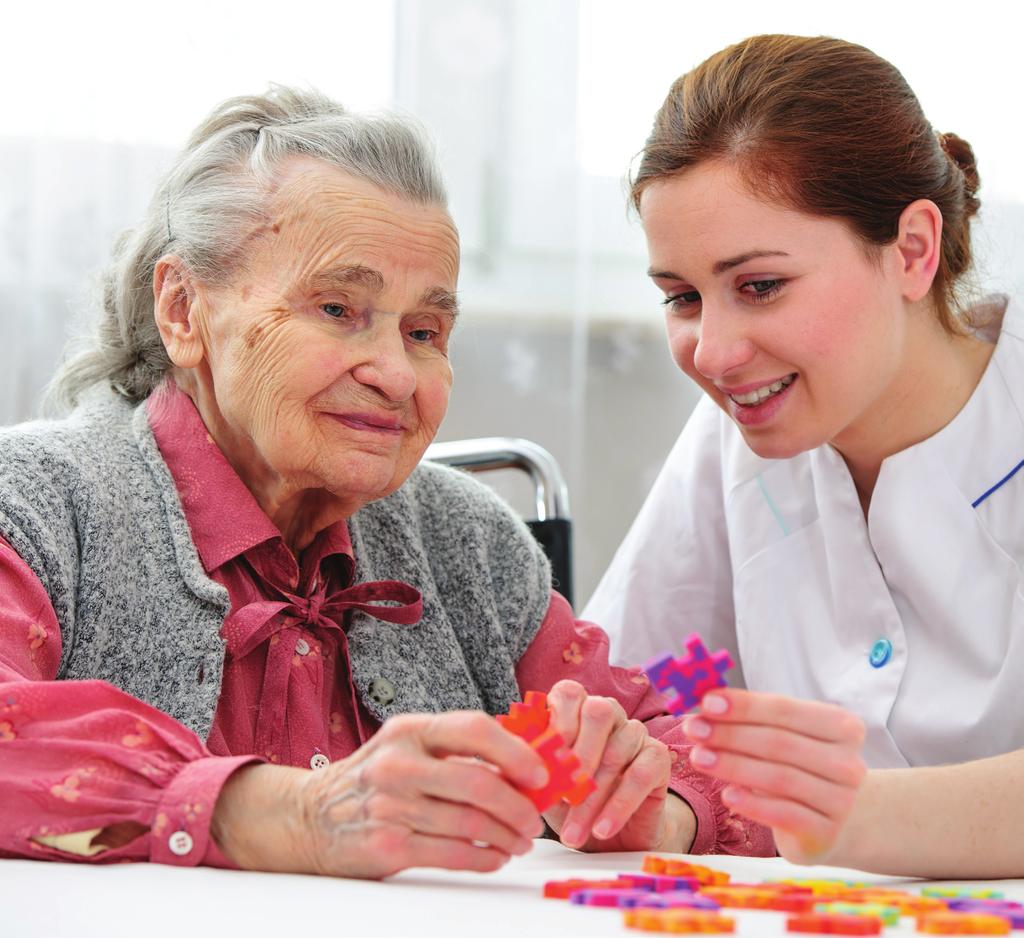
[321,302,349,319]
[740,279,784,303]
[661,290,701,313]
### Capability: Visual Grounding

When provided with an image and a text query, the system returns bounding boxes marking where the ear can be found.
[894,199,943,303]
[153,255,205,369]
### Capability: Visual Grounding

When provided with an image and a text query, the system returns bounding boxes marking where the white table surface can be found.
[4,840,1023,938]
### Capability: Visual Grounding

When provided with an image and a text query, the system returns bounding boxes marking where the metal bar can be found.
[423,437,570,522]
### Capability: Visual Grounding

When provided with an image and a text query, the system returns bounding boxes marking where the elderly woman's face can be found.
[188,160,459,509]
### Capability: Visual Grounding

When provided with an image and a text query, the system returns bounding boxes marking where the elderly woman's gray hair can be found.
[47,85,448,412]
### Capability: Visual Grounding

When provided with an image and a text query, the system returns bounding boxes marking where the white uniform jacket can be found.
[584,304,1024,769]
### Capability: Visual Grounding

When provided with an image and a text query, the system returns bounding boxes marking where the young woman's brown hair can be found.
[630,34,980,334]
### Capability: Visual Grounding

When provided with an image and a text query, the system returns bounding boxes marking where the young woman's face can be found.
[640,161,910,460]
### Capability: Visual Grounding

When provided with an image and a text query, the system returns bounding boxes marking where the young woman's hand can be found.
[682,688,866,864]
[211,710,548,879]
[542,679,695,853]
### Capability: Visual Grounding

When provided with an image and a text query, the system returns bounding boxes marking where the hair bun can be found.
[938,131,981,210]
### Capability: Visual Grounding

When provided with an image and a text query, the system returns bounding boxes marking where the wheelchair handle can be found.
[423,437,570,523]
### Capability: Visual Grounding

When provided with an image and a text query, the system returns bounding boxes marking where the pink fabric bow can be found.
[221,576,422,755]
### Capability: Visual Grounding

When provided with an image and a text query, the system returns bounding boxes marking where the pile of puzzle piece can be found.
[498,690,596,811]
[542,855,1024,934]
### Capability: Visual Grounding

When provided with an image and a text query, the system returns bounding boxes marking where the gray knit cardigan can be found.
[0,391,551,739]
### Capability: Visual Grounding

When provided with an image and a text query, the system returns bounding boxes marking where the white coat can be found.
[584,303,1024,769]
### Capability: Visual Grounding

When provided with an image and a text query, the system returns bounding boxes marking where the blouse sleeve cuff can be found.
[667,772,718,855]
[150,754,262,868]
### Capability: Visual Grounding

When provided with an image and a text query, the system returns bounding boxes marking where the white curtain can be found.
[3,0,1021,603]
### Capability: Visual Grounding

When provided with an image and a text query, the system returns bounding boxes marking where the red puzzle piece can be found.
[787,913,881,935]
[497,690,551,743]
[644,633,734,714]
[498,691,596,812]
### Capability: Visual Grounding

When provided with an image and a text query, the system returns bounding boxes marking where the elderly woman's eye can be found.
[321,303,349,318]
[409,328,438,343]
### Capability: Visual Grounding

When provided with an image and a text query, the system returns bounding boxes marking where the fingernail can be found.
[685,717,712,739]
[702,694,728,714]
[531,766,549,787]
[722,785,741,805]
[561,822,583,847]
[592,818,613,839]
[690,745,717,767]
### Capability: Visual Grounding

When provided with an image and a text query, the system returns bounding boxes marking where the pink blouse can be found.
[0,385,772,866]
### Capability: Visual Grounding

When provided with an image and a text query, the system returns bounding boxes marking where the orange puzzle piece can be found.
[497,691,596,812]
[624,908,736,933]
[643,855,731,886]
[917,912,1011,935]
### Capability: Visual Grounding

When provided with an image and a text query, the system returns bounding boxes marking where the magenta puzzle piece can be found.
[644,632,734,715]
[568,888,654,907]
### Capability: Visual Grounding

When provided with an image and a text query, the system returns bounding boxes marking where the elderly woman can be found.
[0,87,807,876]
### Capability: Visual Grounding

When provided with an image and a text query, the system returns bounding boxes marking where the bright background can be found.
[3,0,1021,605]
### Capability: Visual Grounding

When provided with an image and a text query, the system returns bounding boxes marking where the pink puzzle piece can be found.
[644,633,734,715]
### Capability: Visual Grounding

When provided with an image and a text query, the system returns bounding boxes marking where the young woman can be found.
[585,34,1024,878]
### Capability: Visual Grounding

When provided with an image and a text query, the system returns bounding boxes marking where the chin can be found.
[740,430,820,461]
[325,459,407,502]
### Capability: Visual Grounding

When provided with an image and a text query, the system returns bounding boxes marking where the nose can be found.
[350,320,417,402]
[690,308,757,381]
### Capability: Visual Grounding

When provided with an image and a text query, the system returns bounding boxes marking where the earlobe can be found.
[896,199,943,303]
[153,255,204,369]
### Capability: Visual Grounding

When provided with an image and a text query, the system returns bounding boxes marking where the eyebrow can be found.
[310,265,385,293]
[648,250,790,280]
[309,265,459,318]
[419,286,460,318]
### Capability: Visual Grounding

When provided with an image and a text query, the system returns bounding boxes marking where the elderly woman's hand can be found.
[211,711,548,878]
[682,688,867,864]
[541,679,690,852]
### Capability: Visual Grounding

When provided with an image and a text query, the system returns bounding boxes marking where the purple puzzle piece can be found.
[635,890,722,911]
[568,888,654,908]
[619,873,703,893]
[644,632,734,714]
[948,899,1024,926]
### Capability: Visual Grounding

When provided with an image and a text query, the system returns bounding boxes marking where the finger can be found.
[394,831,514,875]
[391,711,549,791]
[683,717,866,787]
[571,694,627,777]
[687,745,860,820]
[719,785,840,862]
[545,680,587,747]
[590,739,671,840]
[417,755,545,839]
[559,721,650,846]
[410,796,535,856]
[699,689,867,745]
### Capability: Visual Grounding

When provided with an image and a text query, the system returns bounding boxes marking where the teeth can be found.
[730,374,794,405]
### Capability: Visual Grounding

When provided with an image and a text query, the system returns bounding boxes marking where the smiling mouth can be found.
[328,413,404,434]
[728,374,796,406]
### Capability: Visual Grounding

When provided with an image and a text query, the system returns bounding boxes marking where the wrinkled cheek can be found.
[418,366,453,433]
[234,369,290,442]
